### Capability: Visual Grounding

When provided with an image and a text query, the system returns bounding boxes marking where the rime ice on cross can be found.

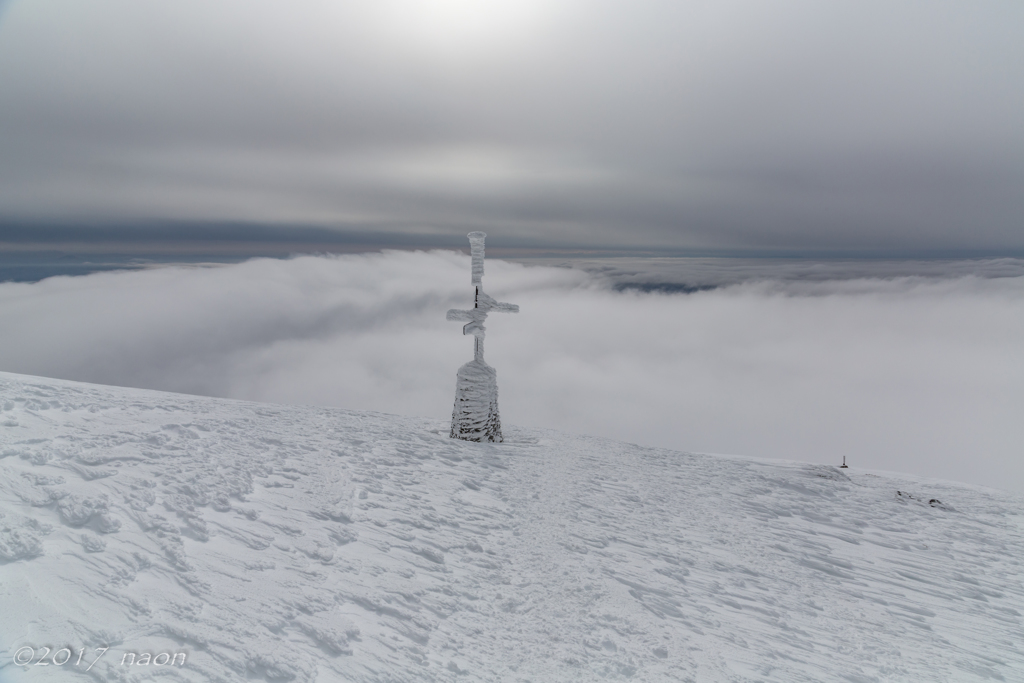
[447,232,518,442]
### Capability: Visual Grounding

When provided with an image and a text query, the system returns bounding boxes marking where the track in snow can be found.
[0,372,1022,682]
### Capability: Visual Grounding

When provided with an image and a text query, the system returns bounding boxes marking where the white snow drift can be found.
[0,372,1022,682]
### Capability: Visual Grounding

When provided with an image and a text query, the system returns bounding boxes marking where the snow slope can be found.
[0,372,1022,682]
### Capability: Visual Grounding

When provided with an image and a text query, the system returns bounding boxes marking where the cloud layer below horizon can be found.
[1,0,1023,253]
[1,251,1021,494]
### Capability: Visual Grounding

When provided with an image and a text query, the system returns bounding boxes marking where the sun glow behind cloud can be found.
[374,0,561,57]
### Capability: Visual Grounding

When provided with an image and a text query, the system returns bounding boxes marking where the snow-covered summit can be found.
[0,372,1022,682]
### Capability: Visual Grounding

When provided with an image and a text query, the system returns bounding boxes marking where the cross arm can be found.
[475,291,519,313]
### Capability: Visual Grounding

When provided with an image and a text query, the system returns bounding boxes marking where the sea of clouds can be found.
[1,250,1021,494]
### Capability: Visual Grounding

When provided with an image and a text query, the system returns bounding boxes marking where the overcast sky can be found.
[1,0,1022,254]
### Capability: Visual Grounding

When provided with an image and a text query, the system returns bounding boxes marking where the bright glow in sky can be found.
[378,0,558,55]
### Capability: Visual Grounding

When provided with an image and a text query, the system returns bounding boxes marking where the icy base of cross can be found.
[450,359,502,443]
[0,371,1022,682]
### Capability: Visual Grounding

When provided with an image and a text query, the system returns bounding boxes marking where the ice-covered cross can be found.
[447,232,518,442]
[446,232,519,361]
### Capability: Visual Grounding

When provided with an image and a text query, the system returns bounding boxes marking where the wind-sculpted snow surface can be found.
[0,373,1022,682]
